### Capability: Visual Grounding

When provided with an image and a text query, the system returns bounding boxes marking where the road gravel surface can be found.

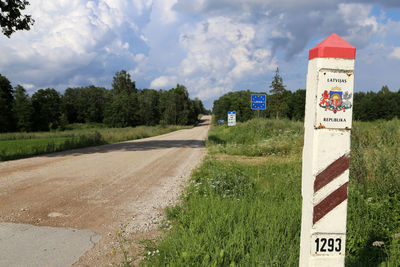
[0,116,210,266]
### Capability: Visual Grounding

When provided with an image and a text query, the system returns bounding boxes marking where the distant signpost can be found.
[218,120,225,124]
[251,94,266,110]
[251,94,266,132]
[227,111,236,126]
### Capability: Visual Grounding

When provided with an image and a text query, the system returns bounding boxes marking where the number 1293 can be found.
[312,234,345,255]
[315,237,341,253]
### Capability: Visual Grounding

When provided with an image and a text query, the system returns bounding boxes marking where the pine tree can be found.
[269,67,288,119]
[269,67,286,95]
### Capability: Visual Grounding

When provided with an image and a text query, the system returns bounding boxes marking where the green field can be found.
[140,118,400,266]
[0,124,191,161]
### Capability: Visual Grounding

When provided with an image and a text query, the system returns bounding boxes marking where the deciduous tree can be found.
[287,89,306,121]
[32,88,61,131]
[0,74,15,132]
[212,90,261,122]
[0,0,34,37]
[159,84,197,125]
[13,84,33,131]
[137,89,160,126]
[112,70,136,95]
[104,92,139,127]
[63,86,110,123]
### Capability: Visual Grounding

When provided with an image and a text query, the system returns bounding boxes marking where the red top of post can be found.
[309,33,356,60]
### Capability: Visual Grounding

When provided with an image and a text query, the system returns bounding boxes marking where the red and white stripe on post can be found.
[300,33,356,267]
[313,152,350,225]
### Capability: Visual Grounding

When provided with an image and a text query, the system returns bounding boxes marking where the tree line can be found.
[213,68,400,122]
[0,70,207,132]
[212,89,306,122]
[353,85,400,121]
[213,68,306,122]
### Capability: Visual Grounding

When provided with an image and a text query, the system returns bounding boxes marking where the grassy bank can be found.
[0,124,190,161]
[347,119,400,266]
[142,118,400,266]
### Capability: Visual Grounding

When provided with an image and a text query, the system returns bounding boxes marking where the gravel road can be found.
[0,116,210,266]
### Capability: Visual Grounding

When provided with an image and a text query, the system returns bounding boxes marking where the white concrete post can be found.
[299,33,356,267]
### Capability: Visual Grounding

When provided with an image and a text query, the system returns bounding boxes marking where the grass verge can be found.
[0,125,191,161]
[141,118,400,266]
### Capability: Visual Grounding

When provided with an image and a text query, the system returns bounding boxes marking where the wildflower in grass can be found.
[117,231,121,235]
[372,241,384,247]
[283,253,286,257]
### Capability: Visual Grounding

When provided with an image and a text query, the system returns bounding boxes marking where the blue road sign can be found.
[228,111,236,115]
[251,94,266,110]
[218,120,225,123]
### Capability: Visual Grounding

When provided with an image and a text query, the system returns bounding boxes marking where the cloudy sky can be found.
[1,0,400,108]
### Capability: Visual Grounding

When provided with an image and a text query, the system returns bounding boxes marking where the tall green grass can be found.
[207,119,303,157]
[346,119,400,266]
[144,158,302,266]
[0,125,190,161]
[142,118,400,266]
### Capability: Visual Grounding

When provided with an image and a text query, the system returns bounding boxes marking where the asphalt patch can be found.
[0,222,101,267]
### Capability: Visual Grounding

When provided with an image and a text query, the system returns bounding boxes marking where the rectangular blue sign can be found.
[228,111,236,115]
[251,94,266,110]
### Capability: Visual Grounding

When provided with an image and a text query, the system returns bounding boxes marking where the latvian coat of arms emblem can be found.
[319,86,352,113]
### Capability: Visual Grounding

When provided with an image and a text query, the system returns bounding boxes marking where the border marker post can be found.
[299,33,356,266]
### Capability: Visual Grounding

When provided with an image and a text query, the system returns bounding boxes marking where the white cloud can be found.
[175,17,276,100]
[131,0,153,16]
[1,0,400,109]
[196,86,230,100]
[176,0,382,57]
[134,53,146,63]
[0,0,149,89]
[150,75,178,89]
[21,83,35,91]
[158,0,178,24]
[140,34,149,43]
[389,47,400,59]
[338,3,378,47]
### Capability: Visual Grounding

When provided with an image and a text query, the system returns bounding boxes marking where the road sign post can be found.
[251,94,266,110]
[251,94,266,133]
[299,33,356,267]
[227,111,236,126]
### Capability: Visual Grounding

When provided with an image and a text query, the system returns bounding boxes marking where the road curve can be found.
[0,116,211,266]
